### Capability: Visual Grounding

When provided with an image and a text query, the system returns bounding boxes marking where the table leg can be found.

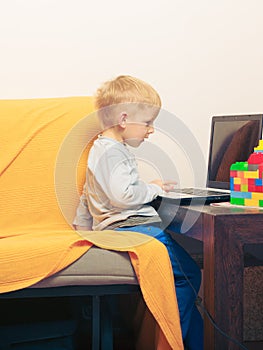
[203,214,244,350]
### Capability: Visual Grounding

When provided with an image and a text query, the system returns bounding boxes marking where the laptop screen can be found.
[207,114,263,189]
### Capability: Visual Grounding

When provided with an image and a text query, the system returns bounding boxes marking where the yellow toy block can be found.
[234,177,241,184]
[244,170,259,179]
[251,192,263,200]
[254,140,263,151]
[244,198,260,207]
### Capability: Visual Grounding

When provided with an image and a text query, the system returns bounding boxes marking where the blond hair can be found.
[95,75,161,128]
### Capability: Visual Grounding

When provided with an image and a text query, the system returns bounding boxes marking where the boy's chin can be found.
[126,139,144,148]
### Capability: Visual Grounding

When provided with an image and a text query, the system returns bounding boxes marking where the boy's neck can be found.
[101,127,123,143]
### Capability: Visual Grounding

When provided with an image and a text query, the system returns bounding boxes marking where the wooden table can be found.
[153,199,263,350]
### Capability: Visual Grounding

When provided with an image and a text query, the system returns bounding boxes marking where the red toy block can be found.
[230,170,237,177]
[234,184,241,191]
[248,152,263,164]
[248,179,256,192]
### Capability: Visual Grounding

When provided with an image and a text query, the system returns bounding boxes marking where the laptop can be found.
[159,114,263,205]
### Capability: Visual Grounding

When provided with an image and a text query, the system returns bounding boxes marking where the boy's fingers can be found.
[163,181,177,191]
[162,183,177,192]
[163,180,177,185]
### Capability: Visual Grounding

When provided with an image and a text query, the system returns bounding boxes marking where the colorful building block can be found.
[254,139,263,152]
[230,140,263,207]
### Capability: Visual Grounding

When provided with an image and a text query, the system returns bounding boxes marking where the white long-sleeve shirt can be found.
[73,136,162,230]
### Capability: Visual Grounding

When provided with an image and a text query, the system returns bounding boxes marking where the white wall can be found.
[1,0,263,184]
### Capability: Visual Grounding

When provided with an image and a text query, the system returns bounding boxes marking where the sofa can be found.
[0,96,184,350]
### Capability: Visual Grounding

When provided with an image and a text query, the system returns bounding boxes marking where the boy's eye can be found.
[145,121,153,127]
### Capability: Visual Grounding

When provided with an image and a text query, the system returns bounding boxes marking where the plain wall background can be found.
[1,0,263,185]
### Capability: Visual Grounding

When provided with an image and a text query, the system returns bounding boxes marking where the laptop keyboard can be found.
[171,188,227,196]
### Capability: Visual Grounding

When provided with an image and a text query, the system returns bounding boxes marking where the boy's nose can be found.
[148,125,154,134]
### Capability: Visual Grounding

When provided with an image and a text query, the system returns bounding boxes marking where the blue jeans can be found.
[116,224,204,350]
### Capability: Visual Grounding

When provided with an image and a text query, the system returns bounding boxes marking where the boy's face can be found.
[122,106,158,147]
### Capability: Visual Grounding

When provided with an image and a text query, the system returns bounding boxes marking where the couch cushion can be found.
[31,247,138,288]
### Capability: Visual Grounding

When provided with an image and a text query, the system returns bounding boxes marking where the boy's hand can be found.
[150,179,177,192]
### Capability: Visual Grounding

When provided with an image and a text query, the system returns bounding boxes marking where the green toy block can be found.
[230,197,245,206]
[230,162,248,171]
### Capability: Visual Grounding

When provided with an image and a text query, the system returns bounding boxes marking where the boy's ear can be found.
[119,112,128,128]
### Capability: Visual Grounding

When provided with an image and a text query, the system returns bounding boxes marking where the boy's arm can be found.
[90,146,176,210]
[72,193,93,230]
[97,153,163,208]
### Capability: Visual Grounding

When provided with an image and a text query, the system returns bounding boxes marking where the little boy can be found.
[73,75,203,349]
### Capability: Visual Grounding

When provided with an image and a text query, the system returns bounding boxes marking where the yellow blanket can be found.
[0,97,183,349]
